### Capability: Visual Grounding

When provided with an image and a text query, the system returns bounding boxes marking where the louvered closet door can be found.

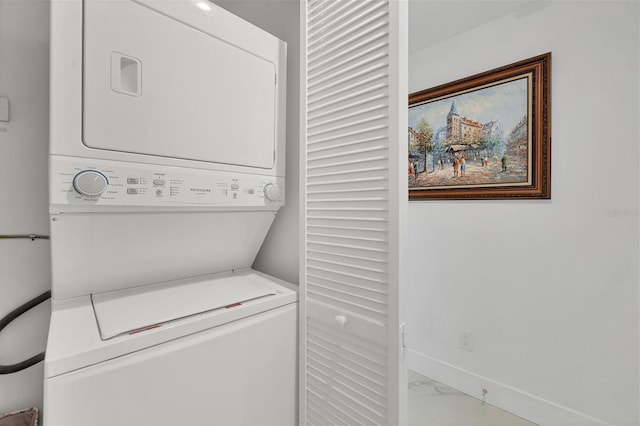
[300,1,408,425]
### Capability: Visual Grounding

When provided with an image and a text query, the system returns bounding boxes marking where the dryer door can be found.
[82,0,278,169]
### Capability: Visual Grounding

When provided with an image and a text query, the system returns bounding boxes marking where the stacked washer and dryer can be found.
[44,1,295,425]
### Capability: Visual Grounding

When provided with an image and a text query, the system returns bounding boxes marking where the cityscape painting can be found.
[408,53,551,200]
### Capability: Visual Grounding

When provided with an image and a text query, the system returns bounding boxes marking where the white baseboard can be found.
[408,349,611,426]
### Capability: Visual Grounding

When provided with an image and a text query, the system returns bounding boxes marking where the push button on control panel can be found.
[153,179,166,186]
[127,188,139,195]
[127,177,139,184]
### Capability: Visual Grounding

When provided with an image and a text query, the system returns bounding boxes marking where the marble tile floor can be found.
[408,370,538,426]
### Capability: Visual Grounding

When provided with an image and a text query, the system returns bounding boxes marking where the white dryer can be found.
[44,1,294,425]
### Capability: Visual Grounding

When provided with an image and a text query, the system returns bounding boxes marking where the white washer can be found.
[45,270,297,426]
[44,1,293,425]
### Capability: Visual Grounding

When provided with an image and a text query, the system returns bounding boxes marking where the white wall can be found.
[407,2,639,426]
[0,0,51,414]
[212,0,300,286]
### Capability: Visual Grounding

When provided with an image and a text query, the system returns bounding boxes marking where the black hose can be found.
[0,290,51,374]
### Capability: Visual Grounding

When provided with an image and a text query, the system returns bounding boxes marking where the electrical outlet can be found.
[458,330,473,351]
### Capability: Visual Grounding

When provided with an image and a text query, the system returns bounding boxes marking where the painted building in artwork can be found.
[482,120,503,140]
[408,127,420,152]
[506,115,528,157]
[435,126,447,144]
[446,101,483,142]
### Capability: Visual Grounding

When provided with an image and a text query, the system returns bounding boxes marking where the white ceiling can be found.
[408,1,545,54]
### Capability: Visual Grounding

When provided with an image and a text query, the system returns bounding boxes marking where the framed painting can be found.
[408,53,551,200]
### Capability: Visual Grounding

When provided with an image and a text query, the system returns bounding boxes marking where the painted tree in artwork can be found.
[416,118,434,172]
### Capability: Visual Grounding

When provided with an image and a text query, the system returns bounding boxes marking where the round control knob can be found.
[263,183,280,201]
[72,170,108,196]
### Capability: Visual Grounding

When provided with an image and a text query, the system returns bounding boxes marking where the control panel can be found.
[50,156,285,211]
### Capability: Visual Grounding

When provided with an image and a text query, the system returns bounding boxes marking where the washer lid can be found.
[92,273,277,340]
